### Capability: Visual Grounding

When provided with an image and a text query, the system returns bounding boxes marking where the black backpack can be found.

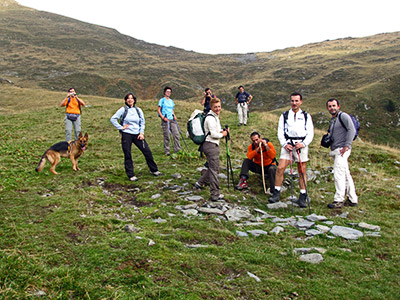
[119,106,140,133]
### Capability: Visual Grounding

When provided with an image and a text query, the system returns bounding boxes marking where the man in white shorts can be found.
[268,92,314,208]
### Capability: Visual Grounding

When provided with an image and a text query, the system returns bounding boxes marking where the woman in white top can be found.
[194,98,229,201]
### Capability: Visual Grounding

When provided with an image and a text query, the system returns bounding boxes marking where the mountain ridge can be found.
[1,0,399,146]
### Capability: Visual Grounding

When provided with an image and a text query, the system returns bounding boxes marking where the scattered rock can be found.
[247,229,268,237]
[151,193,161,199]
[182,209,198,216]
[299,253,324,264]
[330,225,363,240]
[315,224,331,233]
[185,244,209,248]
[236,230,249,237]
[338,211,349,219]
[185,195,203,202]
[218,173,228,179]
[305,229,323,236]
[153,217,167,224]
[270,226,284,235]
[197,207,224,215]
[33,290,46,297]
[225,208,253,222]
[124,225,140,233]
[364,231,381,237]
[148,239,155,246]
[267,202,288,209]
[247,271,261,282]
[306,213,328,222]
[172,173,182,179]
[358,222,380,231]
[295,220,315,230]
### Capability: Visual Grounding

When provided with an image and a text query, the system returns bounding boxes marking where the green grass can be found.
[0,85,399,299]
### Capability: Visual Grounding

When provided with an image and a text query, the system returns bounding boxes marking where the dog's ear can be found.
[84,133,88,139]
[79,132,83,138]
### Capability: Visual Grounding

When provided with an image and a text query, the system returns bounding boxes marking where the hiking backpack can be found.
[187,110,215,145]
[338,112,360,140]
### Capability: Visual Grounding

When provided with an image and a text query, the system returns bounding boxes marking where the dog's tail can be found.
[35,152,47,172]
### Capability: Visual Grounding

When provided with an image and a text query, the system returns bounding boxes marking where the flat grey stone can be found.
[324,221,334,225]
[299,253,324,264]
[338,211,349,219]
[172,173,182,179]
[315,224,331,233]
[182,204,198,210]
[247,229,268,237]
[185,195,203,202]
[151,193,161,199]
[272,216,295,223]
[218,173,228,179]
[182,209,198,216]
[239,221,265,226]
[270,226,284,235]
[358,222,380,231]
[185,244,210,248]
[225,208,253,222]
[306,213,328,222]
[293,248,313,255]
[267,202,288,209]
[305,229,323,236]
[295,220,315,230]
[153,217,167,224]
[364,231,381,237]
[236,230,249,237]
[197,207,224,215]
[330,225,363,240]
[253,208,269,215]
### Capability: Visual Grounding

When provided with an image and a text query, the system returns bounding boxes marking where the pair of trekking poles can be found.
[259,141,311,214]
[165,118,189,152]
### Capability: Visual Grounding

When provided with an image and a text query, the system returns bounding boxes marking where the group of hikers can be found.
[61,86,358,209]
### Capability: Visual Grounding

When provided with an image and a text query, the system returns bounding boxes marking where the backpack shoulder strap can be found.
[119,106,129,125]
[337,112,348,131]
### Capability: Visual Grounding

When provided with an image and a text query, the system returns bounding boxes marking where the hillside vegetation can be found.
[0,83,400,299]
[1,0,400,146]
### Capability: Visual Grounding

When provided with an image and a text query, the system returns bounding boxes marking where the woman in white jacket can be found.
[194,98,229,201]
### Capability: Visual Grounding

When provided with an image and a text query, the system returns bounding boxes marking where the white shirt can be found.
[278,109,314,147]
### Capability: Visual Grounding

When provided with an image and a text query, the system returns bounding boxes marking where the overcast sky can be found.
[17,0,400,54]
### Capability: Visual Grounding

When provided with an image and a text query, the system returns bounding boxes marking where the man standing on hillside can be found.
[325,98,358,208]
[235,85,252,126]
[235,132,277,192]
[60,87,85,142]
[269,92,314,208]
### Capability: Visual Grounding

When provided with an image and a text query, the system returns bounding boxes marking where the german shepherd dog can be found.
[36,132,88,175]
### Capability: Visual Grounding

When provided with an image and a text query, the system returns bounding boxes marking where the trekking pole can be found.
[296,148,311,214]
[174,119,189,152]
[259,142,267,195]
[289,150,294,215]
[224,125,235,188]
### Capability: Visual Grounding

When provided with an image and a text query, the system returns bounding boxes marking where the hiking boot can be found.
[193,182,203,190]
[327,201,344,209]
[151,171,162,176]
[211,194,224,201]
[344,199,358,207]
[235,178,248,190]
[268,189,280,203]
[129,176,138,182]
[296,193,308,208]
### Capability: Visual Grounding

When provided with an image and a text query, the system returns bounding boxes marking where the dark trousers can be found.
[121,132,158,178]
[240,159,276,189]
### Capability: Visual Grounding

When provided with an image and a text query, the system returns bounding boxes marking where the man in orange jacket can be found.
[236,132,277,191]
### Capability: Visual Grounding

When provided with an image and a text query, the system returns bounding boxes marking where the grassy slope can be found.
[0,85,399,299]
[1,2,400,147]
